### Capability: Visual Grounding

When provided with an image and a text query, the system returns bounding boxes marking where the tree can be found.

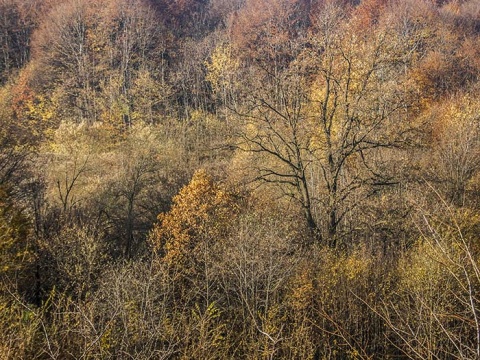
[0,0,37,84]
[148,169,241,358]
[42,122,93,217]
[29,0,167,126]
[234,3,415,246]
[205,41,239,118]
[230,0,309,67]
[30,0,102,122]
[150,169,239,276]
[423,91,480,207]
[103,124,168,258]
[97,0,166,127]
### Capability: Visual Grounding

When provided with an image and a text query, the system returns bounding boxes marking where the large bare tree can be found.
[233,3,415,246]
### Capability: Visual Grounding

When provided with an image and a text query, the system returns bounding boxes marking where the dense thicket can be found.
[1,0,479,358]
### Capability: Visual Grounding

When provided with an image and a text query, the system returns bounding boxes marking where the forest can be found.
[0,0,479,358]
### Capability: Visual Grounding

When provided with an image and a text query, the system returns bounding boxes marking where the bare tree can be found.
[234,3,414,246]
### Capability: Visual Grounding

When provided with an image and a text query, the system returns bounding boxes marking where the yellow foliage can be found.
[205,43,239,94]
[130,69,171,124]
[443,93,478,132]
[150,169,240,273]
[343,251,370,280]
[288,266,315,313]
[23,94,59,139]
[100,326,113,353]
[400,208,480,295]
[25,94,56,122]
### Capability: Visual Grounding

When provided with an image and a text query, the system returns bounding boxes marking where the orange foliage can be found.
[351,0,388,29]
[230,0,305,64]
[150,169,240,273]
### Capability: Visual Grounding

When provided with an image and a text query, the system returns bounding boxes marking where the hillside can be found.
[1,0,480,358]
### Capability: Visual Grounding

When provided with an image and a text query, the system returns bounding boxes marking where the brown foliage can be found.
[150,169,240,274]
[230,0,306,66]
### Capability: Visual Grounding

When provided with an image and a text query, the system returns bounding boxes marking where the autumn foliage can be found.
[0,0,479,358]
[150,169,240,273]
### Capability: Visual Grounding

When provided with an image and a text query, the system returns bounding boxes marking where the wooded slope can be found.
[1,0,480,358]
